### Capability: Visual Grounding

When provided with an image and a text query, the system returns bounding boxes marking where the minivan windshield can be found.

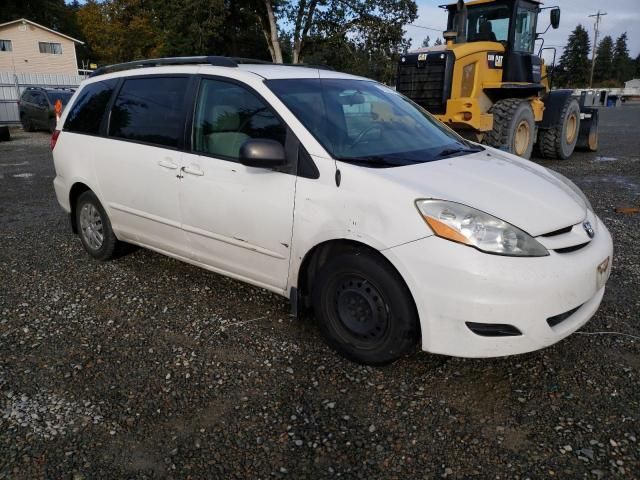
[266,78,481,167]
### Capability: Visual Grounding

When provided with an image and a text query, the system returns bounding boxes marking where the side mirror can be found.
[550,8,560,29]
[239,139,287,168]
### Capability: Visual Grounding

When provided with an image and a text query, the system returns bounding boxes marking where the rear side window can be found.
[109,77,189,149]
[64,79,117,135]
[48,91,73,106]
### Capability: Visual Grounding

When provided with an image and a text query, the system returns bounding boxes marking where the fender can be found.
[539,89,574,129]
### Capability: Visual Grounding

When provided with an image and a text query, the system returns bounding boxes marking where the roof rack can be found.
[88,55,335,78]
[25,86,76,91]
[89,56,239,77]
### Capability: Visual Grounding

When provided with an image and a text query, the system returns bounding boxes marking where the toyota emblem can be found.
[583,221,595,238]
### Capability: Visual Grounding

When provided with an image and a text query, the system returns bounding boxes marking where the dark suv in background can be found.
[19,87,75,133]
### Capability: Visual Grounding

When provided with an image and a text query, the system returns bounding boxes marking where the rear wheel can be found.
[484,98,535,159]
[311,251,420,365]
[75,191,120,261]
[537,97,580,159]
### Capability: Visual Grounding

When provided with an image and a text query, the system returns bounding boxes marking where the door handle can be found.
[181,165,204,176]
[158,159,178,170]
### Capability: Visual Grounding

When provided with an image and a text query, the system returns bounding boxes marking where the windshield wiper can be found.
[336,156,412,168]
[436,146,483,158]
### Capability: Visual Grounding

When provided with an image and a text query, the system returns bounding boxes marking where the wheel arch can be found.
[68,182,92,234]
[295,239,421,333]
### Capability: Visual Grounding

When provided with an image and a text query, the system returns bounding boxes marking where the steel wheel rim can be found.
[79,203,104,250]
[566,112,577,144]
[332,274,390,348]
[514,120,530,156]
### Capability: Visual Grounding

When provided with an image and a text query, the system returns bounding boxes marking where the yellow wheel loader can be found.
[396,0,599,159]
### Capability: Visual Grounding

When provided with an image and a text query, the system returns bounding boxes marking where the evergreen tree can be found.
[434,37,443,46]
[635,54,640,78]
[593,35,613,84]
[612,32,633,84]
[556,24,591,88]
[421,35,430,48]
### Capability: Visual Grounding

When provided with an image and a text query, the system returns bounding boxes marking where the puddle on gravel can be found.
[0,161,29,167]
[594,156,618,162]
[581,175,640,195]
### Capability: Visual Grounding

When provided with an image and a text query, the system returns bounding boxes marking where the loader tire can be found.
[484,98,535,159]
[537,97,580,159]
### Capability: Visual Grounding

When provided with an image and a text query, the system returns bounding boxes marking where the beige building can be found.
[0,18,83,75]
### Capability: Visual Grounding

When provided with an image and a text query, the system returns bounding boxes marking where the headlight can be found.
[546,169,593,213]
[461,63,476,98]
[416,200,549,257]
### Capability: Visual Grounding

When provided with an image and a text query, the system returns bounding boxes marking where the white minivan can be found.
[52,56,613,365]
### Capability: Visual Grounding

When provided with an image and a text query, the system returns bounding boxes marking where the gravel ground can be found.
[1,104,639,479]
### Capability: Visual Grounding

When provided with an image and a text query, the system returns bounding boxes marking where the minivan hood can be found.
[375,148,587,237]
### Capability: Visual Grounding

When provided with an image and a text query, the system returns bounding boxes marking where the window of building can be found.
[109,77,190,149]
[0,39,12,52]
[39,42,62,55]
[64,79,118,135]
[192,79,286,160]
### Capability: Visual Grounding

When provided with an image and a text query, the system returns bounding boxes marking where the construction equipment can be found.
[396,0,599,159]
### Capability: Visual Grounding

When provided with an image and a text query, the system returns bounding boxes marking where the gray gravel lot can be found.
[1,104,639,479]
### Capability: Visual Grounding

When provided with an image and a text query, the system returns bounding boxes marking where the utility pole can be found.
[588,10,607,88]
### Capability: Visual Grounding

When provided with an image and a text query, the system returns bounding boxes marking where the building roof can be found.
[0,18,84,45]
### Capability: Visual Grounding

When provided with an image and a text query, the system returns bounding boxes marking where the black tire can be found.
[75,191,119,261]
[311,251,420,365]
[21,116,34,132]
[484,98,535,159]
[537,97,580,159]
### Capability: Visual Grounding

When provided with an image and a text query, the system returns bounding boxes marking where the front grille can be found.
[547,304,582,328]
[555,242,589,254]
[396,53,452,114]
[541,225,573,237]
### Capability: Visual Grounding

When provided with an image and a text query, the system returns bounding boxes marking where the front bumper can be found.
[384,215,613,358]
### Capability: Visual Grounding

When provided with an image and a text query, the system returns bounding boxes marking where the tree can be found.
[421,35,430,48]
[556,24,591,88]
[76,0,161,64]
[253,0,418,64]
[150,0,226,56]
[0,0,72,30]
[635,54,640,78]
[612,32,633,84]
[593,36,613,84]
[76,0,271,66]
[434,37,443,46]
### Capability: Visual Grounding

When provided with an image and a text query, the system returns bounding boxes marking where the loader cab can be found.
[445,0,545,84]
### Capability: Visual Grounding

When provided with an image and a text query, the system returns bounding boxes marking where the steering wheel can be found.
[348,124,382,149]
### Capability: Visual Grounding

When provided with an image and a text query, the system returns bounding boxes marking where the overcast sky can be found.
[406,0,640,59]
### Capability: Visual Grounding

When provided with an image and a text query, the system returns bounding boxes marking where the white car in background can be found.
[51,56,613,365]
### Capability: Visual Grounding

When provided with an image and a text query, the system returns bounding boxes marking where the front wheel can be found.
[485,98,535,159]
[312,251,420,365]
[75,191,120,260]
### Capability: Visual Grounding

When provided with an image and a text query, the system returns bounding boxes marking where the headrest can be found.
[211,105,240,131]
